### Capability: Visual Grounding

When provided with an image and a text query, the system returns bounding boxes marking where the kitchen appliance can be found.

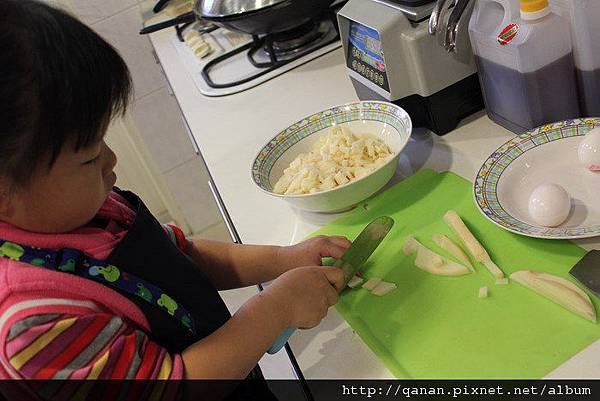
[199,0,335,35]
[267,216,395,354]
[430,0,476,58]
[168,1,347,95]
[141,0,335,35]
[337,0,484,135]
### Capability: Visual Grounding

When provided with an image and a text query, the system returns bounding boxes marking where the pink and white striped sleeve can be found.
[0,296,184,398]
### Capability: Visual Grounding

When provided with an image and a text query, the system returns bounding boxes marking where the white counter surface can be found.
[148,27,600,380]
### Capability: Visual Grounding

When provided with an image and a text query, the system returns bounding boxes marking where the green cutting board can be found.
[311,169,600,378]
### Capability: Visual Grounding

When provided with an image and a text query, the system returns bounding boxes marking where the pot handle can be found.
[153,0,171,13]
[139,11,195,35]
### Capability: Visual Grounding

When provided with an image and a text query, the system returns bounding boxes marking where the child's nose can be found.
[104,143,117,171]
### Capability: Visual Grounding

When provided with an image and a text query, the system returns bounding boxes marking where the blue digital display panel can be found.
[347,21,389,92]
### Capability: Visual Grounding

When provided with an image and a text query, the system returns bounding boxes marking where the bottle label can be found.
[497,23,519,46]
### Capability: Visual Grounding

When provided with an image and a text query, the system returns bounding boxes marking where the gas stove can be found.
[171,3,344,97]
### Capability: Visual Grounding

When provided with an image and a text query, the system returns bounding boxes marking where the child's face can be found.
[2,138,117,233]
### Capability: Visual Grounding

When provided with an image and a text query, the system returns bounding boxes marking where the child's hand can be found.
[262,266,344,329]
[277,236,351,271]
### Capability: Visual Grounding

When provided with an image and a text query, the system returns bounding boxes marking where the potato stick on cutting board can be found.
[443,210,504,279]
[432,233,474,271]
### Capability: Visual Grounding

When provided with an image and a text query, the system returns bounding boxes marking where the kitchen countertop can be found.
[147,27,600,380]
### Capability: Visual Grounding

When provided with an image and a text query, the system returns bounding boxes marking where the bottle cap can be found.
[520,0,550,20]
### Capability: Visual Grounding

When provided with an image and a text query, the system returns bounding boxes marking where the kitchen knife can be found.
[570,250,600,298]
[267,216,395,354]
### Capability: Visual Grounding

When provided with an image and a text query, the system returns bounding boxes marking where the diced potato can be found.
[366,142,375,158]
[362,278,382,290]
[495,278,509,285]
[272,126,391,195]
[300,177,318,193]
[479,286,488,298]
[347,275,364,288]
[193,43,211,58]
[510,270,596,322]
[372,281,397,296]
[353,167,368,179]
[333,171,349,186]
[320,176,336,190]
[184,31,199,41]
[273,174,292,194]
[351,140,363,154]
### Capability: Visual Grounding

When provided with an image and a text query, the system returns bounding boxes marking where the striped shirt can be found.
[0,191,187,398]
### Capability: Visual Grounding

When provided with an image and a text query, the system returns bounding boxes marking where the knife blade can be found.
[570,249,600,298]
[267,216,395,354]
[334,216,395,289]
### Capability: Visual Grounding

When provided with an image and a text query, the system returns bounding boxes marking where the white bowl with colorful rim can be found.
[474,118,600,239]
[251,101,412,213]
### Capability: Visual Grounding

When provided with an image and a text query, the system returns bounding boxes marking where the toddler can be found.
[0,1,349,399]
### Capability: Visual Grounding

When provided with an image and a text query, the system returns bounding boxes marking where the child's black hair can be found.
[0,0,132,187]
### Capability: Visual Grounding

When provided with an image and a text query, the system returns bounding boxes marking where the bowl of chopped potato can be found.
[251,101,412,212]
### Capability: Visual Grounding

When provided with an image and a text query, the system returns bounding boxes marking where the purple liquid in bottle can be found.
[476,53,580,133]
[577,68,600,117]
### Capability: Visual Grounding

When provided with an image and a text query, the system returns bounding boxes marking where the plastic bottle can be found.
[469,0,580,133]
[549,0,600,117]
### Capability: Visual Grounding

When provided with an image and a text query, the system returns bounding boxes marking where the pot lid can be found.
[198,0,289,19]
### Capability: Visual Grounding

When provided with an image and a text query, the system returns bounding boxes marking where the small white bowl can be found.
[251,101,412,213]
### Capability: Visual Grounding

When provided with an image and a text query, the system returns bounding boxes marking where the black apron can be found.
[102,190,277,400]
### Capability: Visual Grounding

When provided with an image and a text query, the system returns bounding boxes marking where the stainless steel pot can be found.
[140,0,335,35]
[199,0,289,19]
[198,0,336,34]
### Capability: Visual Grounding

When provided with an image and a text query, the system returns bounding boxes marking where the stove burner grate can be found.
[200,11,339,89]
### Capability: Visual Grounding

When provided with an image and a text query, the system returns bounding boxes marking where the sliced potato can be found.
[443,210,504,279]
[403,236,470,276]
[432,233,474,271]
[372,281,397,296]
[510,270,596,322]
[482,260,504,280]
[362,278,382,290]
[402,236,418,255]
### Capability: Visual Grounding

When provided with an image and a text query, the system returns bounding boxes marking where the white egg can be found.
[528,183,571,227]
[578,127,600,171]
